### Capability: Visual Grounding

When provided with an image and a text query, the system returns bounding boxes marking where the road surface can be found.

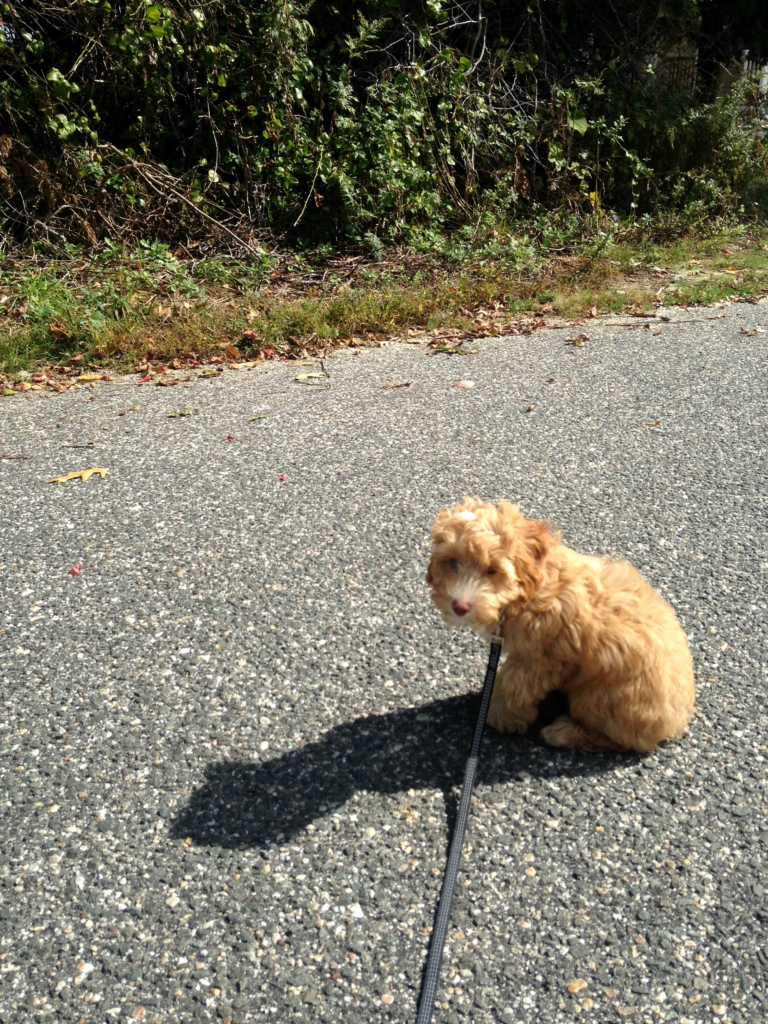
[1,301,767,1023]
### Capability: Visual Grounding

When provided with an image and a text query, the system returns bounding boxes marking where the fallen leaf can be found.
[225,434,235,441]
[242,329,259,341]
[76,374,103,383]
[48,467,108,484]
[588,305,598,317]
[137,374,152,384]
[131,1005,146,1020]
[452,380,475,389]
[68,564,83,577]
[226,346,240,360]
[2,389,16,397]
[739,325,764,336]
[261,347,277,359]
[167,408,198,418]
[430,342,467,355]
[248,414,270,422]
[566,333,589,346]
[278,473,287,482]
[199,369,222,378]
[382,380,412,389]
[294,372,329,385]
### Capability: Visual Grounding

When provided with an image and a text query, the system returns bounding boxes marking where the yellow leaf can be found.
[294,372,327,382]
[76,374,103,382]
[48,467,109,484]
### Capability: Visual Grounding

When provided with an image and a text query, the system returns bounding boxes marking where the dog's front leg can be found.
[488,657,558,734]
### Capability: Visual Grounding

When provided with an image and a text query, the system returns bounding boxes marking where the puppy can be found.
[426,498,695,753]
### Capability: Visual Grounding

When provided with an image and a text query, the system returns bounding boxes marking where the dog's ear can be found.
[514,520,548,598]
[497,501,559,601]
[430,508,454,546]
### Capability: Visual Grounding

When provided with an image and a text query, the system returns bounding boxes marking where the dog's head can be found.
[426,497,559,630]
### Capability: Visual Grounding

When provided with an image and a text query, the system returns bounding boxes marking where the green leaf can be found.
[146,5,162,21]
[567,109,588,134]
[46,68,79,100]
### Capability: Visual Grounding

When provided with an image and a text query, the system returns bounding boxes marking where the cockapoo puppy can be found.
[426,498,695,753]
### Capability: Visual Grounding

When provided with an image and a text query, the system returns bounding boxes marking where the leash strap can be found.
[415,632,503,1023]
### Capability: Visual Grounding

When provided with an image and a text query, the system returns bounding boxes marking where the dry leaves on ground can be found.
[48,467,109,484]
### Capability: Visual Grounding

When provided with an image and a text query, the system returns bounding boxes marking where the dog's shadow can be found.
[171,692,633,849]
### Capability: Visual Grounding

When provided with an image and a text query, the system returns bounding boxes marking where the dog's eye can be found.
[486,567,497,576]
[448,558,458,571]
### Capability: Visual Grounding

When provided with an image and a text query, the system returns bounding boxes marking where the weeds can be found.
[1,226,767,382]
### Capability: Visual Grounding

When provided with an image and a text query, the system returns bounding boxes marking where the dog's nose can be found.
[452,599,472,616]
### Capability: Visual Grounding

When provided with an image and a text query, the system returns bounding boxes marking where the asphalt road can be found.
[1,300,767,1024]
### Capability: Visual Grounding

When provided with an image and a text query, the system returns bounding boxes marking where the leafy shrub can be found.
[0,0,766,248]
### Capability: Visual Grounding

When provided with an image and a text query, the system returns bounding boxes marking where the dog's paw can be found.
[488,708,532,734]
[540,716,575,748]
[541,715,622,753]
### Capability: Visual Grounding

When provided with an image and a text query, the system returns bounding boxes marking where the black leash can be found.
[415,624,504,1024]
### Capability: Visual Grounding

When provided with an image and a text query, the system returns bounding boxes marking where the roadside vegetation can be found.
[2,222,766,383]
[0,1,767,380]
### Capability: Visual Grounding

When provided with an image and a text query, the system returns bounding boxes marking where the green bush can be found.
[0,0,766,247]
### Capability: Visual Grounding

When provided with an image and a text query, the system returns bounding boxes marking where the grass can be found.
[1,224,768,383]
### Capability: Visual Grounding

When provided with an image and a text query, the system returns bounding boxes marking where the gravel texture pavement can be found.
[1,301,767,1024]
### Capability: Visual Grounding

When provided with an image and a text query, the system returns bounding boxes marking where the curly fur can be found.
[426,498,695,753]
